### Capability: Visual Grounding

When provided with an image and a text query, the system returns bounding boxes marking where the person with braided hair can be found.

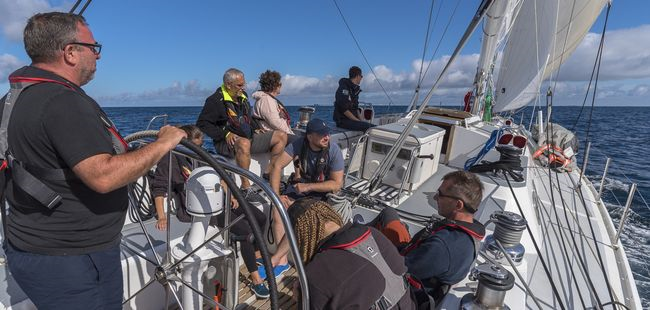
[288,198,417,309]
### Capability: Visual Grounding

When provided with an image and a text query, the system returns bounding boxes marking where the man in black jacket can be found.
[196,68,287,201]
[333,66,375,132]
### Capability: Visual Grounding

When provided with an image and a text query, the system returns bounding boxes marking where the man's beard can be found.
[79,65,95,86]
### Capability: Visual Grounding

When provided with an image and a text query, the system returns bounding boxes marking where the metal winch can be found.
[461,262,515,310]
[295,106,316,129]
[483,211,526,266]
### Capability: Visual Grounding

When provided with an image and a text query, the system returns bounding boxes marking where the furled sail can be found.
[471,0,516,114]
[493,0,607,112]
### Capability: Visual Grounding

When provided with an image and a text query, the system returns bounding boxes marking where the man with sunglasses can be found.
[370,171,486,305]
[197,68,287,204]
[0,12,187,309]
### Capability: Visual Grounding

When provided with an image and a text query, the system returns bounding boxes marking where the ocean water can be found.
[105,105,650,307]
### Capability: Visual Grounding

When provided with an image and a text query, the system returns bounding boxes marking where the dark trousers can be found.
[5,242,123,310]
[336,118,376,132]
[215,206,267,274]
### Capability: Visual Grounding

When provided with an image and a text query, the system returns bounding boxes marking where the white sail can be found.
[545,0,608,78]
[493,0,607,112]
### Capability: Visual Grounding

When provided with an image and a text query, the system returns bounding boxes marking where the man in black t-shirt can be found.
[0,13,186,309]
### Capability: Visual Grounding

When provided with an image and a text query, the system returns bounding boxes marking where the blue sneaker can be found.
[256,262,267,280]
[250,283,270,299]
[273,264,290,277]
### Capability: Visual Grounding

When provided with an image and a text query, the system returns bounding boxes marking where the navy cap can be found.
[306,118,330,135]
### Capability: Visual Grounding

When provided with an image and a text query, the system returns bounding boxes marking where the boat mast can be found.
[471,0,511,117]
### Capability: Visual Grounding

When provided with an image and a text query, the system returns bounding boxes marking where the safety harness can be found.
[400,218,485,301]
[0,76,126,210]
[220,85,255,139]
[322,227,410,310]
[292,139,329,183]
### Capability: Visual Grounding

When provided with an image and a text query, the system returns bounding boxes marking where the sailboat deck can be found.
[237,265,298,309]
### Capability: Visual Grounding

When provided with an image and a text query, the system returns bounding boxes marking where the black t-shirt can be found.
[4,66,128,255]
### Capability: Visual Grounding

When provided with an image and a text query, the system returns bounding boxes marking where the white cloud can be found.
[97,80,213,105]
[0,0,61,42]
[95,24,650,106]
[281,74,337,95]
[558,25,650,81]
[0,53,24,81]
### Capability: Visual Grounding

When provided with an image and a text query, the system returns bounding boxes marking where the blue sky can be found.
[1,0,649,107]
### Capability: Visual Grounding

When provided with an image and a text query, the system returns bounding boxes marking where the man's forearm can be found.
[306,180,341,193]
[74,139,178,193]
[343,110,360,121]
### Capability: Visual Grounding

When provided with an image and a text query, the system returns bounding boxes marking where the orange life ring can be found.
[533,144,571,169]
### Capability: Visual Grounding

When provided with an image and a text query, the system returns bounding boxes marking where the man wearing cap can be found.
[266,118,345,274]
[269,118,344,202]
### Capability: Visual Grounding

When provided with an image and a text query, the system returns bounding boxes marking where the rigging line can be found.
[331,0,394,106]
[503,171,567,310]
[69,0,82,13]
[416,0,438,86]
[585,4,610,145]
[419,0,462,85]
[565,171,620,307]
[553,172,610,308]
[494,240,545,310]
[360,0,496,196]
[78,0,93,16]
[407,0,460,112]
[571,4,611,132]
[606,188,624,207]
[550,0,579,95]
[406,0,440,113]
[544,92,590,309]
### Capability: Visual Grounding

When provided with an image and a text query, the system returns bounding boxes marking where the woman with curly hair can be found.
[252,70,295,136]
[288,198,417,309]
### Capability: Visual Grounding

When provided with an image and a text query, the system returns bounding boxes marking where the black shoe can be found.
[242,188,265,205]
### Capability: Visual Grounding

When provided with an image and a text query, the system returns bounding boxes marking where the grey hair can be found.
[443,171,484,213]
[223,68,244,84]
[24,12,87,63]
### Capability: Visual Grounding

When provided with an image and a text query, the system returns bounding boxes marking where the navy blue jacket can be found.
[333,78,361,122]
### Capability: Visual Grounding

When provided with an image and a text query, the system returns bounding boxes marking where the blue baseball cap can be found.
[306,118,330,135]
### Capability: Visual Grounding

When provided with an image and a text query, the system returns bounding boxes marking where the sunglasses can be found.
[67,42,102,55]
[498,133,527,149]
[433,190,475,213]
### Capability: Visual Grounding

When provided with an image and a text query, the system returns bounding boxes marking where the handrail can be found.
[161,146,310,310]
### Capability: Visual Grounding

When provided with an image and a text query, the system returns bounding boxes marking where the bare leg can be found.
[271,195,293,266]
[234,138,252,188]
[268,131,287,174]
[250,270,264,285]
[271,208,289,266]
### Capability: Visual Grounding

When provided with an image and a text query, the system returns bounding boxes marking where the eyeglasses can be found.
[67,42,102,55]
[498,133,527,149]
[434,189,475,213]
